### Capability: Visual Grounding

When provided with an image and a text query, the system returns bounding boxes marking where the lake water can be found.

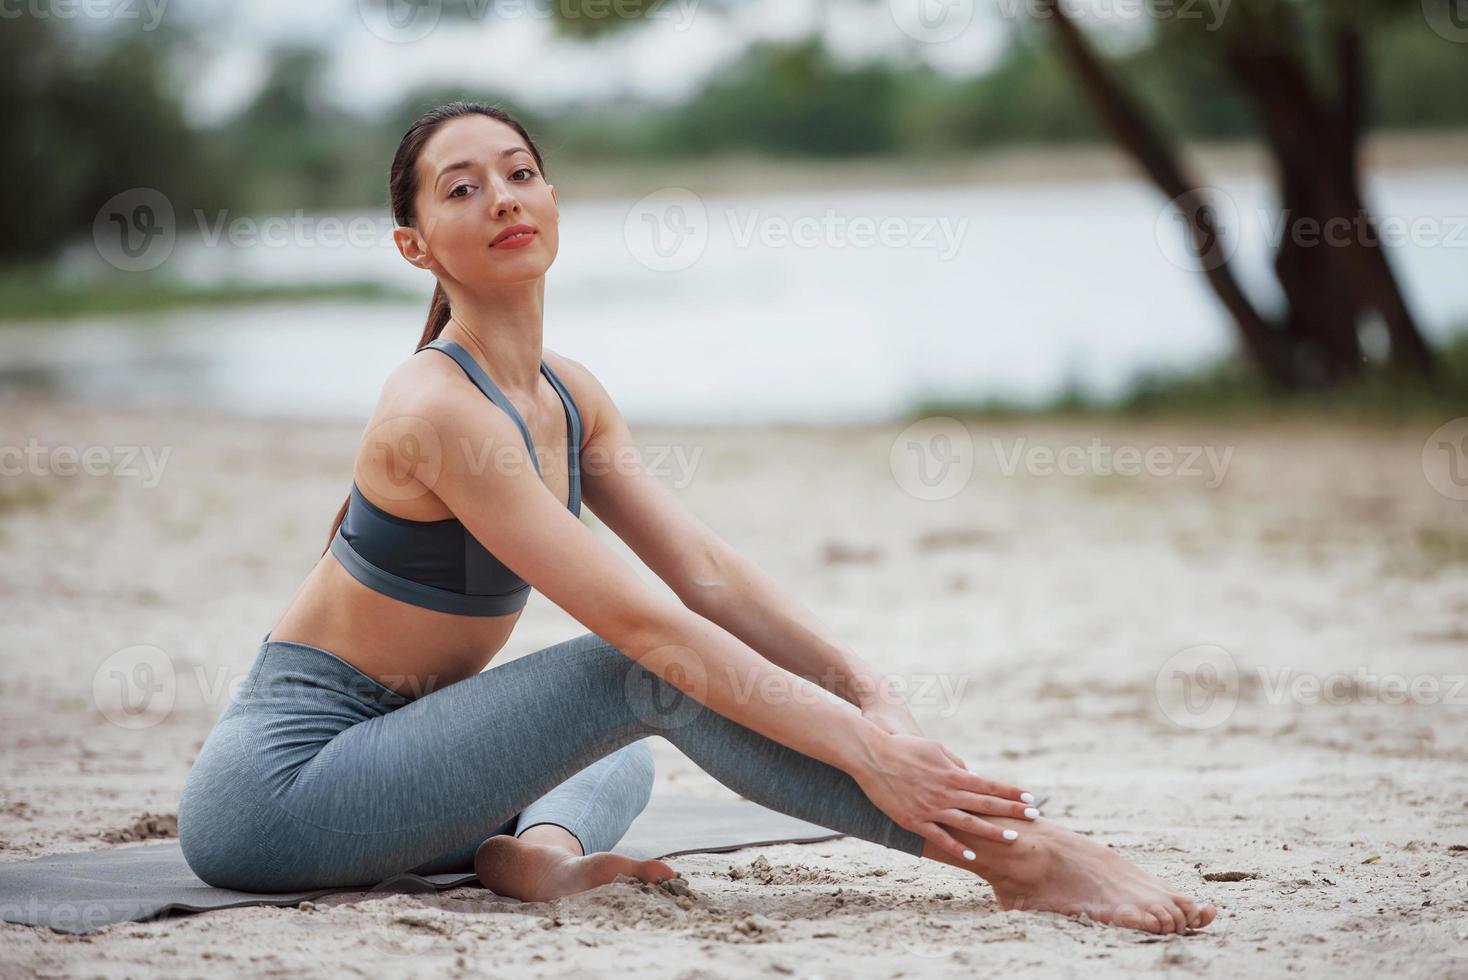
[8,167,1466,425]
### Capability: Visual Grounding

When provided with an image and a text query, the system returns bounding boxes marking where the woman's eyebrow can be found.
[434,148,532,184]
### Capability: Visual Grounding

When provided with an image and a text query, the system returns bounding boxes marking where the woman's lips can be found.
[490,229,535,250]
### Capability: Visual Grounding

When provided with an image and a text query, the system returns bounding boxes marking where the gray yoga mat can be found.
[0,795,845,934]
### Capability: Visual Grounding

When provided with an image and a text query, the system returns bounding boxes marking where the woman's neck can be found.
[439,285,546,393]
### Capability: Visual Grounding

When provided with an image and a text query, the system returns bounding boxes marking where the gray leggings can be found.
[177,631,925,892]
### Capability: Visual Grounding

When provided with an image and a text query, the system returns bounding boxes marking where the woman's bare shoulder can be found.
[543,349,612,447]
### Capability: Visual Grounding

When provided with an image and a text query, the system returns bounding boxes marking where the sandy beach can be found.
[1,394,1466,977]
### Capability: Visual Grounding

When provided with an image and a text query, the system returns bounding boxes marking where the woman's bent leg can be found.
[512,739,656,855]
[406,740,654,874]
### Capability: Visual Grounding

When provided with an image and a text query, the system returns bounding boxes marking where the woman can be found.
[178,101,1215,933]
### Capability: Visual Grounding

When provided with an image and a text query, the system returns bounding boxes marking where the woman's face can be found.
[398,115,558,288]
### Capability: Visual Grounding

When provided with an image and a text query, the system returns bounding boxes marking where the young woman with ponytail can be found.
[176,101,1214,934]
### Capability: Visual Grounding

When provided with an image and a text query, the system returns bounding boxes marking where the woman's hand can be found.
[847,721,1036,863]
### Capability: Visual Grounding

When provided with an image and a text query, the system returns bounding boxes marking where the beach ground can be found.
[1,396,1465,977]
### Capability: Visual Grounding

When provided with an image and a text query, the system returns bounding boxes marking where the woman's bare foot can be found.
[931,816,1217,934]
[473,834,680,903]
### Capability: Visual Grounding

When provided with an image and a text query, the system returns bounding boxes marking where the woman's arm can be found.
[561,358,905,722]
[388,365,1032,860]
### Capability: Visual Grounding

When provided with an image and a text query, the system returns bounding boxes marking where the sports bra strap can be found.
[421,338,543,477]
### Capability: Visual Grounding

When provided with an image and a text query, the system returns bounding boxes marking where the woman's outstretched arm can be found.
[560,357,913,729]
[388,354,1032,860]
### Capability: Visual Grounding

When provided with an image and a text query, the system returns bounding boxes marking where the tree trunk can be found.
[1035,0,1298,387]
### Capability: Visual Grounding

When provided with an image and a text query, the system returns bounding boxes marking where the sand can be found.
[1,394,1465,977]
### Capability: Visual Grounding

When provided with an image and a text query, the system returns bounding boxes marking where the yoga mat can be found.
[0,795,845,934]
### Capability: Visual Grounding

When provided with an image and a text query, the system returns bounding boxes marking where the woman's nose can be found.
[487,182,520,217]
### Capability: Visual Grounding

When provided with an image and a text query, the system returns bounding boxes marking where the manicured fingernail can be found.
[1024,807,1039,819]
[1019,792,1035,804]
[963,849,976,861]
[1003,829,1019,841]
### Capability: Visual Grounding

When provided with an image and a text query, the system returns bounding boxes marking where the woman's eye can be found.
[511,167,536,181]
[448,184,473,198]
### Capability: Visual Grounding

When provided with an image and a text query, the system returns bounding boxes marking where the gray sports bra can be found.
[329,338,582,616]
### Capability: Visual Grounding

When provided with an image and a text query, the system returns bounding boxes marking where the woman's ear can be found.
[393,225,433,271]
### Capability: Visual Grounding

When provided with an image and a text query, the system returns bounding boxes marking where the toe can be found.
[1112,904,1154,932]
[1197,903,1218,928]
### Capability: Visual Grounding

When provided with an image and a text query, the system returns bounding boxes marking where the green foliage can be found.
[0,12,221,262]
[6,5,1468,265]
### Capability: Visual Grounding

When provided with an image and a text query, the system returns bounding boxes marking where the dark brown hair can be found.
[322,101,549,555]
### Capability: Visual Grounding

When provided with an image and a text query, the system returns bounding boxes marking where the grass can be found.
[0,272,421,322]
[913,331,1468,423]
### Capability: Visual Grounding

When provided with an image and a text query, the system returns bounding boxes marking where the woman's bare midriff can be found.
[265,549,521,699]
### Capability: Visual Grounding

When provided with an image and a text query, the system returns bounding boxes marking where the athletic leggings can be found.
[177,630,926,892]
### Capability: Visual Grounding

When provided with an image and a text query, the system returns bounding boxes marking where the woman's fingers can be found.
[952,769,1031,804]
[937,810,1022,844]
[948,789,1039,821]
[913,821,977,863]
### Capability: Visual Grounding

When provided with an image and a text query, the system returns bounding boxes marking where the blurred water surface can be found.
[8,167,1466,424]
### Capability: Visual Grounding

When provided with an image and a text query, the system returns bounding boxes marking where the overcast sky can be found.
[172,0,1021,123]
